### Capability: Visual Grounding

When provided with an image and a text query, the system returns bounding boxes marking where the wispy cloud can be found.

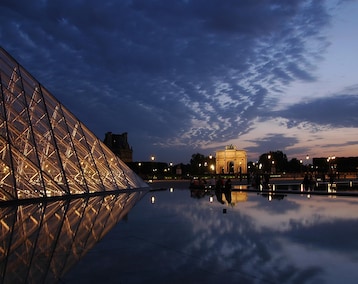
[1,0,356,162]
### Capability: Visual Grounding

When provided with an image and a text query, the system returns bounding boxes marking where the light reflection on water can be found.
[64,183,358,284]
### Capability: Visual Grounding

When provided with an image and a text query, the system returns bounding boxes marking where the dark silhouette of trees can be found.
[258,151,288,173]
[189,153,216,176]
[190,153,207,175]
[286,158,302,173]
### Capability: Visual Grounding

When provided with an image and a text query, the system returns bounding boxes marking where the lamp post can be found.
[327,156,336,184]
[210,164,215,174]
[267,154,272,174]
[169,162,173,177]
[138,162,141,177]
[306,155,310,172]
[209,154,214,175]
[327,156,336,170]
[271,160,275,174]
[150,155,155,180]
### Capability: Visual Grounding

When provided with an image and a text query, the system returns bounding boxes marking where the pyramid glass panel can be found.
[0,47,149,202]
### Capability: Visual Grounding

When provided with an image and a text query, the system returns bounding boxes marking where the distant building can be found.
[104,132,133,163]
[216,145,247,174]
[313,157,358,174]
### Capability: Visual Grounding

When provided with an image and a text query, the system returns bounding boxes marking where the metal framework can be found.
[0,47,148,201]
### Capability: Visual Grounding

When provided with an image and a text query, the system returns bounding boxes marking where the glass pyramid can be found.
[0,47,148,202]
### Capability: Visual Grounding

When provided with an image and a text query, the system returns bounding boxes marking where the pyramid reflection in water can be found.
[0,192,146,283]
[0,47,148,201]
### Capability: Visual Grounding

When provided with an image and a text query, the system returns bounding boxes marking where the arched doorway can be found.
[228,161,235,174]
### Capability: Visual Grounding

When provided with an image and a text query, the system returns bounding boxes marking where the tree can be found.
[287,158,301,173]
[258,151,288,173]
[190,153,206,175]
[189,153,216,175]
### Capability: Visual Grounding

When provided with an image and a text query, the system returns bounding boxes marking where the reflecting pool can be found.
[0,190,146,284]
[63,181,358,284]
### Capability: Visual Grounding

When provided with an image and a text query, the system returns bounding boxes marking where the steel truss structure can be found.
[0,47,148,202]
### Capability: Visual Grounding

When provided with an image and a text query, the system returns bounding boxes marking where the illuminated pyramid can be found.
[0,47,148,201]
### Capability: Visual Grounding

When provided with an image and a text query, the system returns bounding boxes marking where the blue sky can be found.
[1,0,357,164]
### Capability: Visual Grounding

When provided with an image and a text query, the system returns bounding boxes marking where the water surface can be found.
[63,181,358,284]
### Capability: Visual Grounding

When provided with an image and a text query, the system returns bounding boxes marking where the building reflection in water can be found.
[190,188,248,206]
[0,191,146,284]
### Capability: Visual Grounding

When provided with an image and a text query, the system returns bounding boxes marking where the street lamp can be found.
[327,156,336,171]
[209,154,214,174]
[267,154,274,173]
[169,162,173,176]
[150,156,155,180]
[327,156,336,184]
[138,162,142,176]
[271,160,275,174]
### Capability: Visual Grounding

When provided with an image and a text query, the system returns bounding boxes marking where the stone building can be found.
[215,145,247,175]
[104,132,133,163]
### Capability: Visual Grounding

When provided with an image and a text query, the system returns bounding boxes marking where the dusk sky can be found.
[1,0,357,164]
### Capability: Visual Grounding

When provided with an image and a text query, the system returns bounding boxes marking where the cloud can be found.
[276,92,358,128]
[245,133,299,154]
[0,0,348,162]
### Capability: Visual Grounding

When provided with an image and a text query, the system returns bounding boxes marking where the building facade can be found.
[216,145,247,175]
[104,132,133,163]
